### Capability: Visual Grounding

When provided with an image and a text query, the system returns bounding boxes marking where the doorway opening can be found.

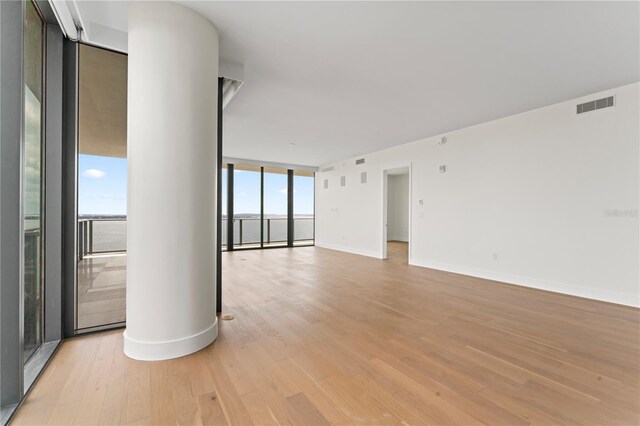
[383,166,410,263]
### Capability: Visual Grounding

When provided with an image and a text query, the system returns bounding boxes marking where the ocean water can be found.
[82,216,314,253]
[223,216,314,245]
[91,220,127,252]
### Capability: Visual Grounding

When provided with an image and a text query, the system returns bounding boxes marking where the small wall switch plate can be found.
[419,199,424,205]
[439,165,446,173]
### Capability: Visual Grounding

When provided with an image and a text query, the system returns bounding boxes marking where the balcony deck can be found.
[78,253,126,329]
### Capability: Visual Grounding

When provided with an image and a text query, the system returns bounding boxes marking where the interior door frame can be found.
[381,164,412,260]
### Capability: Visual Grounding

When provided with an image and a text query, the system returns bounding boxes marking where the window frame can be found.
[225,162,315,252]
[1,0,64,421]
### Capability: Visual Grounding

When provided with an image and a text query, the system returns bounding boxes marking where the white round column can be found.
[124,1,219,360]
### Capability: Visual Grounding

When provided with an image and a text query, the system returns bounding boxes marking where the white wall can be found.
[316,83,640,307]
[387,174,409,242]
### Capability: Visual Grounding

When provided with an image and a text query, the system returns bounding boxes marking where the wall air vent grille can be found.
[321,166,335,173]
[355,158,365,165]
[577,96,614,114]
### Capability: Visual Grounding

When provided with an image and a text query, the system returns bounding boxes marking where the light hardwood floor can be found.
[12,243,640,425]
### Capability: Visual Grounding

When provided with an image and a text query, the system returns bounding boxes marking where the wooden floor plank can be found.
[11,243,640,425]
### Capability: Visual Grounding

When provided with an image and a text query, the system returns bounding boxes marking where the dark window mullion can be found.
[227,164,234,251]
[216,77,222,313]
[260,166,264,248]
[287,170,294,247]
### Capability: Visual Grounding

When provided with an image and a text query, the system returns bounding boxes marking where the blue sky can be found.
[79,155,314,216]
[78,154,127,215]
[223,169,314,215]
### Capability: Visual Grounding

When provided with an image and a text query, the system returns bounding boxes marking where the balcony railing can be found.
[24,227,42,360]
[78,217,127,260]
[78,216,314,259]
[223,217,314,247]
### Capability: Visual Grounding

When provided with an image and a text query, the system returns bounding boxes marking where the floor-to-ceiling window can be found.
[23,0,46,365]
[226,163,314,250]
[294,170,315,245]
[233,164,262,248]
[221,164,228,251]
[2,1,64,421]
[263,167,288,247]
[76,44,128,330]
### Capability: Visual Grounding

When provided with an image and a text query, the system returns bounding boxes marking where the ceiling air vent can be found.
[355,158,365,165]
[321,166,334,173]
[577,96,614,114]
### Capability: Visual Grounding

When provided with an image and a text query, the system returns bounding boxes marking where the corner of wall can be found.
[315,242,384,259]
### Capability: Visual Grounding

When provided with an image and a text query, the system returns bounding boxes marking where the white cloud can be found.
[278,188,287,195]
[83,168,106,178]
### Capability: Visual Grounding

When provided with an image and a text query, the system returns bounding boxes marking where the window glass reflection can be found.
[23,0,45,363]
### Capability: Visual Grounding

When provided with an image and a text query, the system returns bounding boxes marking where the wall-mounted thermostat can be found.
[439,165,446,173]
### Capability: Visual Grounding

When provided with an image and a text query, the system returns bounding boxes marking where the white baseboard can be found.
[315,242,383,259]
[123,318,218,361]
[410,257,639,308]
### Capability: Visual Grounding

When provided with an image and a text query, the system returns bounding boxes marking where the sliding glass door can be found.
[23,0,46,364]
[3,1,67,418]
[76,44,128,330]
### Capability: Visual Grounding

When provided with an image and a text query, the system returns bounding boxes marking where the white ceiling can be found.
[69,1,640,167]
